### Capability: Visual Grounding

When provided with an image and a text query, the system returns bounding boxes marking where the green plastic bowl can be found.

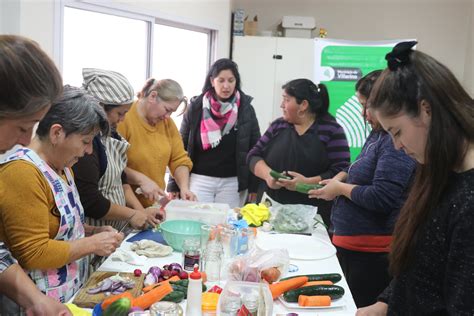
[159,220,202,252]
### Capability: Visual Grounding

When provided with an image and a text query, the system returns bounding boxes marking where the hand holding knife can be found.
[90,213,135,267]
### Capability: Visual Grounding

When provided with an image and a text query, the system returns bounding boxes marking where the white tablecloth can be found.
[97,219,357,315]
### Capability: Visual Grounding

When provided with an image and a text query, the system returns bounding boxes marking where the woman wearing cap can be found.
[0,85,123,307]
[73,68,162,231]
[0,34,71,316]
[167,59,260,208]
[247,79,350,227]
[118,79,196,207]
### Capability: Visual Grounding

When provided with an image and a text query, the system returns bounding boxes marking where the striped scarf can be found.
[200,90,240,150]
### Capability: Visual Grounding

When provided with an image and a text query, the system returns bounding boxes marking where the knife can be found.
[90,213,135,267]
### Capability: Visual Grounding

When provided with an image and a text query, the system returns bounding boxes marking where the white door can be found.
[233,36,277,133]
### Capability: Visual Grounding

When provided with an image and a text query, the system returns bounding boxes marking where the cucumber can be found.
[269,170,292,180]
[295,182,324,194]
[103,297,131,316]
[170,279,207,292]
[171,279,189,287]
[283,285,345,302]
[171,284,188,298]
[280,273,342,283]
[162,291,185,303]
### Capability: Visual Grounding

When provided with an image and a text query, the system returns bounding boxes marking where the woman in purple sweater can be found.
[247,79,350,226]
[310,70,416,307]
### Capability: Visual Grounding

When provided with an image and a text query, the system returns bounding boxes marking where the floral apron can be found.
[1,148,88,303]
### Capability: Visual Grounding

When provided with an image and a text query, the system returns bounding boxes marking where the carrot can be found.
[268,276,308,300]
[298,295,331,307]
[302,280,333,287]
[101,291,134,310]
[201,271,207,283]
[142,275,181,293]
[132,282,173,309]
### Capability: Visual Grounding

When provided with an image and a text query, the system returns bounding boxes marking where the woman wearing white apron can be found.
[73,68,162,233]
[0,86,124,314]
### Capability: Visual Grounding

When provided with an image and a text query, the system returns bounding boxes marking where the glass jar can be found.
[202,239,223,282]
[242,292,259,316]
[149,301,183,316]
[182,238,201,271]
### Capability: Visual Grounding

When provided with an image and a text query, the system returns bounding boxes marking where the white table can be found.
[97,219,357,315]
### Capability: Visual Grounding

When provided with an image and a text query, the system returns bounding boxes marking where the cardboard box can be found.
[282,16,315,38]
[244,20,258,36]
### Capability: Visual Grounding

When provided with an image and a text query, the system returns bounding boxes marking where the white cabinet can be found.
[232,36,315,132]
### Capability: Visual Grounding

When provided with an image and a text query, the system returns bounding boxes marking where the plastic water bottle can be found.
[185,264,202,316]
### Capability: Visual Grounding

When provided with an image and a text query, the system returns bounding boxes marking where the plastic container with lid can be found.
[165,200,229,225]
[217,281,273,315]
[202,292,220,316]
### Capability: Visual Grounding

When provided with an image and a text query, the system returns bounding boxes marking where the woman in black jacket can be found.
[167,58,260,208]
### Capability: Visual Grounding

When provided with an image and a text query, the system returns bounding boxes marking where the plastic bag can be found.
[227,247,289,284]
[261,192,317,234]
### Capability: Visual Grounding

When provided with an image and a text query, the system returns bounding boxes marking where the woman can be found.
[0,34,71,316]
[310,70,416,307]
[357,41,474,315]
[118,78,196,207]
[0,86,124,306]
[167,58,261,208]
[73,68,161,232]
[247,79,350,226]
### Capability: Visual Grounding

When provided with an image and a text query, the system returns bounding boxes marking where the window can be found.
[152,23,210,125]
[62,7,148,92]
[62,5,213,114]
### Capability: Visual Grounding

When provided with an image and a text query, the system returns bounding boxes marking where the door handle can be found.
[272,54,283,60]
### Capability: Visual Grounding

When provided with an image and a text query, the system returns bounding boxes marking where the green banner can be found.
[314,39,403,161]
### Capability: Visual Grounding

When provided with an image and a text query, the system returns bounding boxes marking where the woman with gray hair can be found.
[73,68,162,234]
[0,85,124,305]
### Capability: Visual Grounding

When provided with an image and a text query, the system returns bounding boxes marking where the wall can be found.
[464,0,474,95]
[232,0,474,96]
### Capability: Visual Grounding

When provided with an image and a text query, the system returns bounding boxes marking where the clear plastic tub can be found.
[216,281,273,315]
[164,200,229,225]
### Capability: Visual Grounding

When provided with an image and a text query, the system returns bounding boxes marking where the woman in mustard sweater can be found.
[0,86,124,306]
[118,79,196,207]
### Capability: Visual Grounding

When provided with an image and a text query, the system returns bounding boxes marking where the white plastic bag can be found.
[227,247,289,283]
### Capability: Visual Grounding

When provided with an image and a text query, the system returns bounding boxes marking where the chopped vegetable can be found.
[298,295,331,307]
[88,274,135,295]
[269,276,308,300]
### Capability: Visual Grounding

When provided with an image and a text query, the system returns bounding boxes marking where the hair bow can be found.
[385,41,417,71]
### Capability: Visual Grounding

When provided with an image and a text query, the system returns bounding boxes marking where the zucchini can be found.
[162,291,185,303]
[295,182,324,194]
[283,285,345,302]
[280,273,342,283]
[171,279,189,287]
[269,170,292,180]
[103,297,131,316]
[170,279,207,292]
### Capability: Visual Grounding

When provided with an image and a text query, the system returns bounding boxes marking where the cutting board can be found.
[73,271,144,308]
